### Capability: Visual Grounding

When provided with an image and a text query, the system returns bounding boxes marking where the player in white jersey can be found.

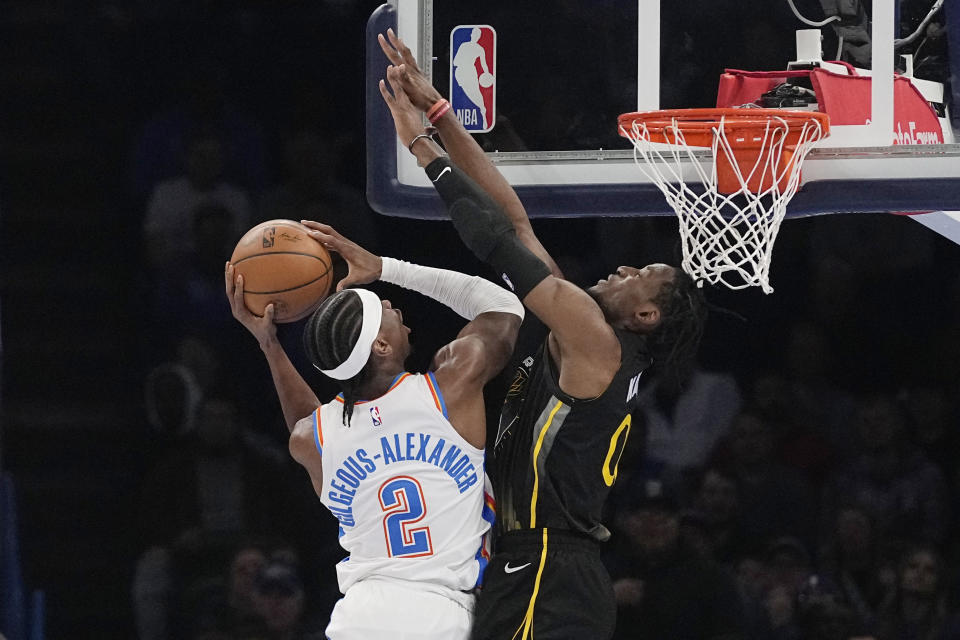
[225,222,523,639]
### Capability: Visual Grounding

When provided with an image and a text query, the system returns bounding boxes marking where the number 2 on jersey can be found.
[379,475,434,558]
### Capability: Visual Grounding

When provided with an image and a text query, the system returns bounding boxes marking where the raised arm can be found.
[301,222,523,449]
[225,262,320,432]
[377,54,621,398]
[384,257,522,448]
[378,30,561,279]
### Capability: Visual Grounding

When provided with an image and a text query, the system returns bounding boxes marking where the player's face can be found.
[378,299,412,360]
[588,263,675,328]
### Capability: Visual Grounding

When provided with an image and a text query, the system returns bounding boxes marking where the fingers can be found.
[300,220,338,234]
[334,277,349,293]
[233,272,245,302]
[225,262,244,314]
[306,230,338,254]
[385,65,402,95]
[302,221,342,249]
[380,66,411,109]
[385,66,411,105]
[378,32,402,65]
[380,29,421,74]
[264,303,275,322]
[396,64,418,92]
[378,77,395,106]
[386,29,418,69]
[230,270,249,319]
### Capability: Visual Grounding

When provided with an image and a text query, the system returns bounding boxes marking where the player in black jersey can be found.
[379,29,708,640]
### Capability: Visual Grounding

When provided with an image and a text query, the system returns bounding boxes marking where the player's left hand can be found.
[225,261,279,348]
[378,29,442,112]
[301,221,381,291]
[379,65,427,149]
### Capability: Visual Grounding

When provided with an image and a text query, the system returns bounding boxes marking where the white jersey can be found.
[311,372,493,593]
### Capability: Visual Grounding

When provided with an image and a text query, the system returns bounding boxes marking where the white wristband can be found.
[380,257,524,321]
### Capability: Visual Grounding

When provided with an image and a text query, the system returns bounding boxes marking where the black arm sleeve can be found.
[425,157,551,299]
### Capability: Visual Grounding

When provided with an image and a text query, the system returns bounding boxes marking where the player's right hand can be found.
[300,221,381,292]
[225,261,279,348]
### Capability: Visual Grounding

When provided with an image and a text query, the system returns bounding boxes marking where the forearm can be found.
[426,110,562,277]
[423,156,551,301]
[380,256,523,321]
[260,339,320,433]
[430,110,531,235]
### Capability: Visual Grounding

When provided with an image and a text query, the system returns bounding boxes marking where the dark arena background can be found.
[2,1,960,639]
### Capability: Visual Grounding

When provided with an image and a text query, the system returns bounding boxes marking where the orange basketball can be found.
[230,219,334,323]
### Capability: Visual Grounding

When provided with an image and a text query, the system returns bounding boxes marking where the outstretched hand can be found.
[378,65,425,149]
[300,221,382,292]
[225,262,278,349]
[377,29,443,112]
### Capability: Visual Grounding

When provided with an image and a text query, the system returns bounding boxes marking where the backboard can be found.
[365,0,960,219]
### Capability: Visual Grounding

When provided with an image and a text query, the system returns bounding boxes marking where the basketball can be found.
[478,72,494,88]
[229,219,334,323]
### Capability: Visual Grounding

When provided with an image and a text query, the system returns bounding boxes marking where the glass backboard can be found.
[365,0,960,219]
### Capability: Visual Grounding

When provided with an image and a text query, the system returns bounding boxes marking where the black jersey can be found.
[490,325,652,541]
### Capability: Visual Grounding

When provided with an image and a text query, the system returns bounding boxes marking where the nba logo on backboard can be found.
[450,25,496,133]
[370,406,382,427]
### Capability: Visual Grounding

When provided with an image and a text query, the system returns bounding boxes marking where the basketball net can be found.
[619,110,827,294]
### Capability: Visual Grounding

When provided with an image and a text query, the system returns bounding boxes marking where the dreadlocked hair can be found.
[647,269,708,394]
[303,290,371,426]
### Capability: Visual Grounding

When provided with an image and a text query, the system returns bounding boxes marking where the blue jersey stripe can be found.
[313,409,323,455]
[426,371,449,418]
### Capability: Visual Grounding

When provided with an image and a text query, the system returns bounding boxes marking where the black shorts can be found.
[470,528,616,640]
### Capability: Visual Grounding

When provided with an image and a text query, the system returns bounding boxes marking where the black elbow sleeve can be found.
[425,157,550,299]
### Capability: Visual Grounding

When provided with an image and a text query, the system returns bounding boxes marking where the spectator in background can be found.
[692,466,747,565]
[793,574,862,640]
[899,384,958,484]
[637,364,742,484]
[137,395,291,545]
[149,203,238,348]
[761,537,815,640]
[874,545,953,640]
[606,479,746,640]
[820,395,950,554]
[143,359,204,440]
[713,409,818,554]
[142,127,251,273]
[132,395,298,638]
[248,559,325,639]
[818,505,895,633]
[131,53,267,202]
[779,320,858,464]
[747,319,858,483]
[225,541,269,632]
[257,127,378,253]
[747,371,840,490]
[171,336,223,397]
[733,553,778,639]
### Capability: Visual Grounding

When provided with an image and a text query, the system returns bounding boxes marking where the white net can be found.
[620,112,826,294]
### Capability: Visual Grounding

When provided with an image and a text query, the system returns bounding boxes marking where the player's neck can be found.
[358,368,406,400]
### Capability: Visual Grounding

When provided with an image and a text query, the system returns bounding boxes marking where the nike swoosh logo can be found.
[504,562,532,574]
[432,166,452,182]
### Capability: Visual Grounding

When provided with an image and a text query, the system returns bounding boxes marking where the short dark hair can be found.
[303,290,370,425]
[648,269,707,389]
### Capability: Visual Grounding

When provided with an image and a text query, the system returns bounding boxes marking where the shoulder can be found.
[432,332,491,383]
[289,410,320,464]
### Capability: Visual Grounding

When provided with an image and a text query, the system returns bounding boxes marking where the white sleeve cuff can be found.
[380,256,524,321]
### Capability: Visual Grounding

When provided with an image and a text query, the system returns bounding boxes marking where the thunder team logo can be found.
[450,25,496,133]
